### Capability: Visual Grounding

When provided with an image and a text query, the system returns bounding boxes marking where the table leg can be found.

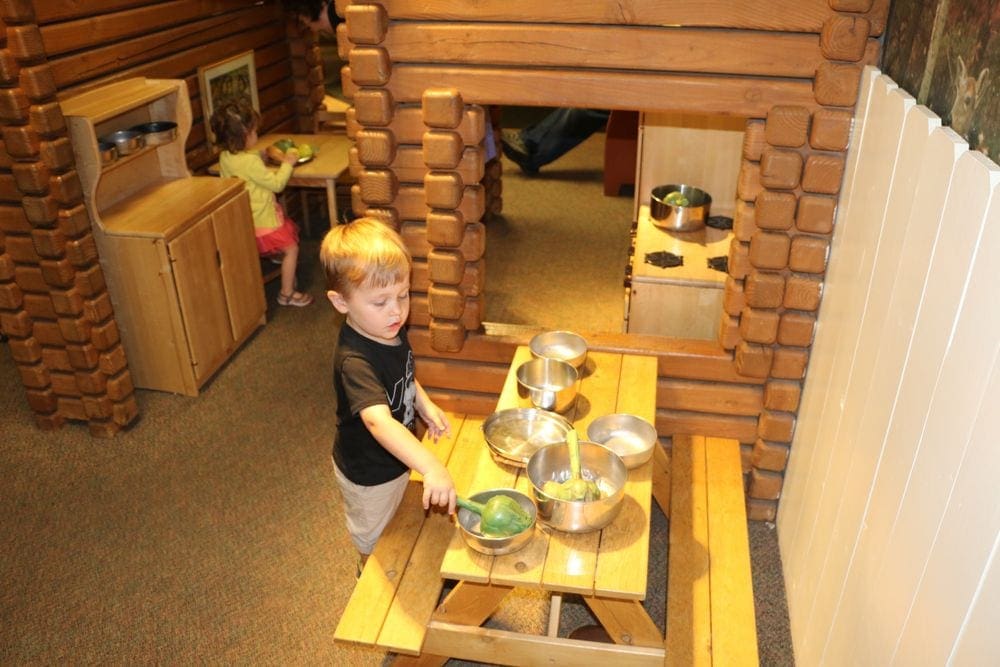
[652,442,671,517]
[392,581,513,666]
[326,178,338,227]
[298,189,311,239]
[584,597,663,648]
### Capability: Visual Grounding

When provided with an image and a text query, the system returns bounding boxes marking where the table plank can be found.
[666,435,712,666]
[705,436,758,666]
[440,415,495,582]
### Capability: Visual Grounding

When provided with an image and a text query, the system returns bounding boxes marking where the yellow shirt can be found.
[218,150,294,231]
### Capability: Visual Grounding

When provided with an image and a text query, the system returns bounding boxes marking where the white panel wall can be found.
[778,67,1000,665]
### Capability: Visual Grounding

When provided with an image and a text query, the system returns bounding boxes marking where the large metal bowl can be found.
[587,413,658,469]
[516,358,578,413]
[529,330,588,370]
[650,183,712,232]
[456,488,537,555]
[526,441,627,533]
[482,407,573,465]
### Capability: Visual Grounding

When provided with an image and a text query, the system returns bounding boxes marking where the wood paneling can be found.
[779,67,1000,664]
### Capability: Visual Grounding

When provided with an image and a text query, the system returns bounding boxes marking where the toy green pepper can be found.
[457,494,533,537]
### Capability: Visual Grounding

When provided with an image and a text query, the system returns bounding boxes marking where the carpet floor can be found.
[1,123,794,666]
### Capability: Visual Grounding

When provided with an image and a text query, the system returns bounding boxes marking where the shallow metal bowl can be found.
[103,129,144,155]
[650,183,712,232]
[130,121,177,145]
[526,441,627,533]
[482,407,573,465]
[586,413,658,469]
[457,488,537,555]
[516,358,578,413]
[529,330,588,370]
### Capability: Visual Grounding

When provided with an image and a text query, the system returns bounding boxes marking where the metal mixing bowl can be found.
[586,413,658,469]
[650,183,712,232]
[482,407,573,465]
[526,441,627,533]
[103,129,144,155]
[456,488,537,555]
[529,330,588,370]
[98,140,117,166]
[516,358,578,412]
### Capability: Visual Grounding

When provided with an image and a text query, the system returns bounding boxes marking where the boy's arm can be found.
[413,379,451,441]
[359,404,456,514]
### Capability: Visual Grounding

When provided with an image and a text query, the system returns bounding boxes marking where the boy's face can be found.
[328,278,410,344]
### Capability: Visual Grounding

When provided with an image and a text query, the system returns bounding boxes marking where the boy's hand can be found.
[422,463,456,514]
[420,404,451,442]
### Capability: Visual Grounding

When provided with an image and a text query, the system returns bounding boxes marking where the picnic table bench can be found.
[334,345,758,665]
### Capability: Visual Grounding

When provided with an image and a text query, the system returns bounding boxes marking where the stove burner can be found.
[707,256,728,273]
[705,216,734,230]
[645,251,683,269]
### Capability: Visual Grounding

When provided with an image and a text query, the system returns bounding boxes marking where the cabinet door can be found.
[169,218,233,384]
[211,191,266,342]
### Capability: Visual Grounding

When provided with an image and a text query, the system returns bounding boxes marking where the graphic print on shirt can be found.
[386,351,417,428]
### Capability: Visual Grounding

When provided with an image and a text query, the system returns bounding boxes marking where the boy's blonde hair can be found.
[320,218,411,295]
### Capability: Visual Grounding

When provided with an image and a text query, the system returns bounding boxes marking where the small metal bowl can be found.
[456,488,536,555]
[98,140,118,166]
[516,358,578,413]
[587,413,658,469]
[526,441,627,533]
[650,183,712,232]
[130,121,177,145]
[482,407,573,466]
[529,330,588,370]
[103,129,144,156]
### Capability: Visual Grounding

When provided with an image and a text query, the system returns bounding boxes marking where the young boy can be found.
[319,218,456,566]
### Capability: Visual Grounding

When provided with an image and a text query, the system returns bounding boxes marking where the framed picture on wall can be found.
[198,50,260,145]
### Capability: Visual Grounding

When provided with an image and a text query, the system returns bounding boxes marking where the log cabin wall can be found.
[0,0,321,436]
[337,0,891,519]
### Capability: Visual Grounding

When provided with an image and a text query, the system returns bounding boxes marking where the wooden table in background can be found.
[209,132,350,235]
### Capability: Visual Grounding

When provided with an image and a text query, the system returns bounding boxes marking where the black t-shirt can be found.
[332,323,416,485]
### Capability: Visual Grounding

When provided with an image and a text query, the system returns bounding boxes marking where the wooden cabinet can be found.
[62,78,265,395]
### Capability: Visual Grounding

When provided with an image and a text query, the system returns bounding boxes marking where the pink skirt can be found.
[256,204,299,257]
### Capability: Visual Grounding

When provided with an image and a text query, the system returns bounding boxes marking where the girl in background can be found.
[211,101,314,307]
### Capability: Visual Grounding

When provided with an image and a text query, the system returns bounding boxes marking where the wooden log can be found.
[388,145,483,186]
[754,190,796,230]
[348,47,391,86]
[795,194,836,234]
[378,23,879,78]
[357,105,486,145]
[744,270,786,308]
[782,274,823,311]
[801,153,846,194]
[748,231,791,270]
[820,15,872,62]
[413,356,508,395]
[656,409,758,444]
[657,378,763,416]
[386,65,820,117]
[355,0,888,34]
[777,312,816,347]
[739,307,780,345]
[345,3,389,44]
[759,147,803,190]
[788,235,830,274]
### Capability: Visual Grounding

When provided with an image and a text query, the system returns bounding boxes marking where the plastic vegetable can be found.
[542,430,602,501]
[457,494,533,537]
[274,138,296,151]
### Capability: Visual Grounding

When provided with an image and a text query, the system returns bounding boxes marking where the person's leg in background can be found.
[502,108,610,173]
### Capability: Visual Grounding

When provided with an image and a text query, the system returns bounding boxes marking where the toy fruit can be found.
[296,143,314,159]
[274,138,296,151]
[456,493,533,537]
[664,190,690,206]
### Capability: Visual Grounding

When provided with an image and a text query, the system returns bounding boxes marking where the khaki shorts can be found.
[334,463,409,555]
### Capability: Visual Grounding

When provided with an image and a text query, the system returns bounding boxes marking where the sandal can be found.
[277,291,314,307]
